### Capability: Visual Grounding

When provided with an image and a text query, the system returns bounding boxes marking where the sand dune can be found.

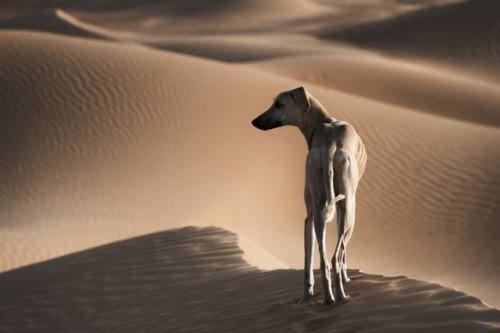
[0,0,329,18]
[42,0,334,35]
[251,53,500,127]
[0,10,344,62]
[0,0,464,36]
[126,34,359,63]
[0,9,115,41]
[1,29,499,313]
[1,227,499,332]
[0,29,309,272]
[145,0,331,19]
[327,0,500,82]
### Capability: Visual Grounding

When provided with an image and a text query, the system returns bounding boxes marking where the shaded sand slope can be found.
[127,34,352,63]
[327,0,500,81]
[1,227,499,333]
[1,31,500,309]
[135,0,331,19]
[0,0,329,18]
[251,54,500,127]
[0,0,334,35]
[0,10,346,62]
[0,9,114,41]
[0,0,464,35]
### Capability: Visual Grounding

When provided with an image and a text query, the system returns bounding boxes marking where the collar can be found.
[307,117,337,151]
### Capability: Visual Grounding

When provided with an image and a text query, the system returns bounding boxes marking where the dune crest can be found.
[148,0,332,19]
[1,227,499,333]
[0,9,116,40]
[125,34,344,63]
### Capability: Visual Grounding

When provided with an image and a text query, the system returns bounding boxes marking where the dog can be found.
[252,86,367,305]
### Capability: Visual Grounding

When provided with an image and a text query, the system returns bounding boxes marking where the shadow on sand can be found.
[1,226,499,332]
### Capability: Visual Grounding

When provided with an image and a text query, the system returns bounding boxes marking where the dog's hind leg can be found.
[307,148,335,305]
[332,200,351,301]
[341,219,355,283]
[332,150,358,301]
[341,247,350,283]
[314,202,335,305]
[298,188,315,304]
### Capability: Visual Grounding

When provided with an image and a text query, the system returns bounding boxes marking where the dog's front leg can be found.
[298,208,315,304]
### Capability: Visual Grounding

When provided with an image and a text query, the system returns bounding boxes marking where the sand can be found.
[0,1,499,331]
[328,0,500,83]
[0,9,114,41]
[1,227,500,332]
[250,53,500,127]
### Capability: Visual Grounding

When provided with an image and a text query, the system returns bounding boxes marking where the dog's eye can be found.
[275,101,282,108]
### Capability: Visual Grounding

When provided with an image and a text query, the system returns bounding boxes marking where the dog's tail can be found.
[323,146,345,222]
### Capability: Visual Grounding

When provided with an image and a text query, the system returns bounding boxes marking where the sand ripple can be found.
[1,227,499,333]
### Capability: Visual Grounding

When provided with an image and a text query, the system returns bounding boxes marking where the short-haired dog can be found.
[252,86,367,304]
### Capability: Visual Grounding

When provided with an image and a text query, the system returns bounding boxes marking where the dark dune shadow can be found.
[0,226,499,332]
[323,0,500,80]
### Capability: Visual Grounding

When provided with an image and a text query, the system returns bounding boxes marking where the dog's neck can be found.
[299,97,334,148]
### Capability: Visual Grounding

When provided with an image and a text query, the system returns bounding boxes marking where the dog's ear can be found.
[290,86,311,113]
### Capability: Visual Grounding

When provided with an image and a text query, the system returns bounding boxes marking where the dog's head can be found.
[252,86,311,131]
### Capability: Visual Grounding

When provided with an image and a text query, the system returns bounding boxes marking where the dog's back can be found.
[311,121,367,180]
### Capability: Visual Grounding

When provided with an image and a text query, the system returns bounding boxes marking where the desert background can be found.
[0,0,500,332]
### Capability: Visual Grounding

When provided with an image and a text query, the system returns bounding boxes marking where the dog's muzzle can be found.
[252,115,281,131]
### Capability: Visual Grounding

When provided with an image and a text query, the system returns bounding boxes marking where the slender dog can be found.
[252,86,367,305]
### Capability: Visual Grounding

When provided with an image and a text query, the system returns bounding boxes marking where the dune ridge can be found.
[0,9,116,41]
[1,227,499,333]
[128,34,347,63]
[0,29,499,311]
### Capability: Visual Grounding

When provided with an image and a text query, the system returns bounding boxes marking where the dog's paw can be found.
[321,297,335,305]
[298,291,314,304]
[335,294,351,302]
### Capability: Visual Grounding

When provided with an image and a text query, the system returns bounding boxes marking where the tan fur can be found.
[252,86,367,305]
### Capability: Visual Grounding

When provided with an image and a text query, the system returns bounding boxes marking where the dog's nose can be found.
[252,117,259,128]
